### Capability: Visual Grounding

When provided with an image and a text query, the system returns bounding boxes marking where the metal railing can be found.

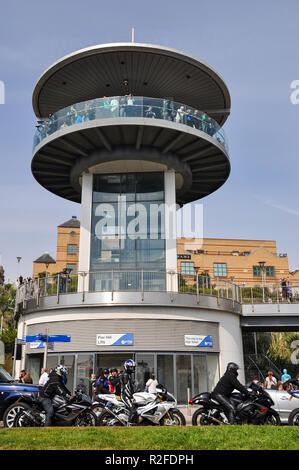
[16,273,297,307]
[239,284,299,304]
[15,271,239,305]
[33,96,228,153]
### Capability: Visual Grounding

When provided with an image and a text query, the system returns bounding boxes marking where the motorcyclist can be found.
[211,362,251,424]
[39,364,73,426]
[119,359,138,426]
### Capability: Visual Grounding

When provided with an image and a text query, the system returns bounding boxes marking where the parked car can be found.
[266,379,299,424]
[0,366,40,427]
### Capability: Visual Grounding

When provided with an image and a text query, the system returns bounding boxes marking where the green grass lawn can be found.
[0,426,298,450]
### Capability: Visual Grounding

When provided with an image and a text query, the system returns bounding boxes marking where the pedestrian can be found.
[264,371,277,389]
[281,369,291,382]
[145,373,158,393]
[90,373,97,399]
[20,370,33,384]
[39,368,49,387]
[109,368,121,395]
[95,369,110,394]
[281,278,287,301]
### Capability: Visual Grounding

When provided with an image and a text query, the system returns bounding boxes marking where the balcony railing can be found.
[33,96,228,153]
[15,272,299,307]
[15,271,239,305]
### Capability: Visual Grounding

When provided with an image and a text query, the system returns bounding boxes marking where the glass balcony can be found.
[33,96,228,153]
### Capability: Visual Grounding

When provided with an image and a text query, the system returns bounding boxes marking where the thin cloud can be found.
[259,197,299,217]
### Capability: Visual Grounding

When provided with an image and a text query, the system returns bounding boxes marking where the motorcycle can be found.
[94,384,186,426]
[190,382,281,426]
[13,390,97,427]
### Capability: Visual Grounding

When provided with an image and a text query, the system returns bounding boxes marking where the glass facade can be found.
[90,172,166,291]
[28,351,219,404]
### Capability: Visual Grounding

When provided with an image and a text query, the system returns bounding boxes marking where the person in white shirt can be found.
[145,373,158,394]
[264,371,277,389]
[39,368,49,387]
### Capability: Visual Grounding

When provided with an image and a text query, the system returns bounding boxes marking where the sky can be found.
[0,0,299,282]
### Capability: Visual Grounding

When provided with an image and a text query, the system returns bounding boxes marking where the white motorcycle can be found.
[92,384,186,426]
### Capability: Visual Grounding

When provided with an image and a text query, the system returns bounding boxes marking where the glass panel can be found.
[176,355,191,404]
[207,355,219,391]
[33,97,228,154]
[157,354,174,394]
[135,354,155,391]
[96,353,132,374]
[90,172,166,285]
[46,354,59,373]
[60,355,75,393]
[193,355,208,395]
[25,354,43,385]
[76,354,94,398]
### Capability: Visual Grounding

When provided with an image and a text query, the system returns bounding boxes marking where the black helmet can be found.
[103,368,109,375]
[227,362,240,374]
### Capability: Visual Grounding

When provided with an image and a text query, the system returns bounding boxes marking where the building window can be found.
[266,266,275,277]
[67,244,77,255]
[181,262,194,275]
[70,231,76,237]
[253,266,275,277]
[66,264,77,274]
[213,263,227,277]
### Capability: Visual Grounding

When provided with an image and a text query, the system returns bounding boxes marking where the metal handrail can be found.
[15,270,239,304]
[33,96,228,153]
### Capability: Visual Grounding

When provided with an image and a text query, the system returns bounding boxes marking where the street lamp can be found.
[258,261,266,302]
[16,256,22,279]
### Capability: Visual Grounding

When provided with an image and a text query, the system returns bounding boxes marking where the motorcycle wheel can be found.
[14,410,41,427]
[160,410,186,426]
[98,411,124,426]
[288,408,299,426]
[91,404,103,420]
[263,410,281,426]
[74,410,97,427]
[192,407,223,426]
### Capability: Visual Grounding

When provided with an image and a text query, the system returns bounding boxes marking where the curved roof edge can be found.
[32,42,231,123]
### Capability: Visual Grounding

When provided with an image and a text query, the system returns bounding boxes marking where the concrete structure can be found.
[15,41,252,400]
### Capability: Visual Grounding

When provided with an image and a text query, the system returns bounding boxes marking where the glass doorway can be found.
[135,354,155,390]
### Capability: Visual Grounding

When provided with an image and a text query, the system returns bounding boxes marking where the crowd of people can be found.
[33,95,226,148]
[89,367,158,399]
[252,368,296,391]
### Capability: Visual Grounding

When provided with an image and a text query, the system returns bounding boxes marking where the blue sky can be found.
[0,0,299,282]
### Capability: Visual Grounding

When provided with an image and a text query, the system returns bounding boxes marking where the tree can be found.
[0,266,4,285]
[267,332,299,378]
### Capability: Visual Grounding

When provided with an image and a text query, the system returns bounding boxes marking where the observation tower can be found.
[16,42,243,402]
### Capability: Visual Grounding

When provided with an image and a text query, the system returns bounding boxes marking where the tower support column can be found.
[78,172,93,291]
[164,170,178,292]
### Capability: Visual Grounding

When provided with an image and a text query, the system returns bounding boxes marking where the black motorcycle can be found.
[13,390,97,427]
[190,382,281,426]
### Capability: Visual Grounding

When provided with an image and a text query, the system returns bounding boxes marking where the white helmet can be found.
[55,364,68,377]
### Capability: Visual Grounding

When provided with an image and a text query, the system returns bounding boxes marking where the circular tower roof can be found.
[32,42,231,126]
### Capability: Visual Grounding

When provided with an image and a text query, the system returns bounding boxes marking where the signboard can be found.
[30,341,45,349]
[26,334,71,343]
[96,333,134,346]
[184,335,213,347]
